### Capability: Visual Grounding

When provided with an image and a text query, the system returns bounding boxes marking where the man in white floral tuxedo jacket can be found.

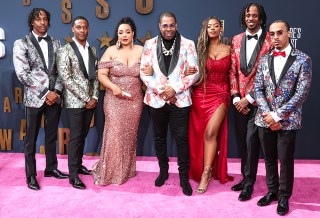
[13,8,70,191]
[140,11,199,196]
[254,20,312,216]
[56,16,99,190]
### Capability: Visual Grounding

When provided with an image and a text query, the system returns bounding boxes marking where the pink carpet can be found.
[0,153,319,217]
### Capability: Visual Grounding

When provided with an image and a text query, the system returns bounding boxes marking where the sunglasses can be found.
[161,23,176,29]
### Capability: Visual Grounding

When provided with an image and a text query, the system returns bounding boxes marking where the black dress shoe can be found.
[231,179,245,191]
[180,180,193,196]
[277,197,289,216]
[155,173,169,187]
[69,177,86,189]
[44,169,69,179]
[257,192,278,206]
[78,165,92,175]
[238,185,253,201]
[27,176,40,190]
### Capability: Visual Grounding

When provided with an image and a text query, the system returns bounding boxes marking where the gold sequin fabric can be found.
[92,60,143,185]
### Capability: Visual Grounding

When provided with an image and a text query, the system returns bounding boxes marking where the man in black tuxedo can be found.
[13,8,69,190]
[56,16,99,189]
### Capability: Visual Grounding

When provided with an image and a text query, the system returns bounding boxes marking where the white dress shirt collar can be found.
[274,44,292,57]
[274,44,292,83]
[32,31,48,41]
[72,37,89,49]
[72,37,89,73]
[245,28,262,66]
[246,28,262,39]
[32,31,49,68]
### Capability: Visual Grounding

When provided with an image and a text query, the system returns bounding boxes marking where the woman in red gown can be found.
[189,17,233,194]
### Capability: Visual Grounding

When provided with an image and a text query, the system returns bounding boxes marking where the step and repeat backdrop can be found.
[0,0,319,159]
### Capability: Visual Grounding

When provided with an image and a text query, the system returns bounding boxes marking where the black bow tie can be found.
[247,34,258,40]
[38,35,49,42]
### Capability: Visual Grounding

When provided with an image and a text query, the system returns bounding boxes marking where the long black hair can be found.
[110,17,137,46]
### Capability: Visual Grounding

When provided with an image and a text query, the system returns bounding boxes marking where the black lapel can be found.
[88,46,97,80]
[278,51,296,83]
[268,53,276,86]
[246,30,266,75]
[69,41,89,79]
[157,35,167,76]
[240,34,247,74]
[47,36,54,72]
[29,33,48,72]
[168,33,181,76]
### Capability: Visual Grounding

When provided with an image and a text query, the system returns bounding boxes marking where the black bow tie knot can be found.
[38,35,50,42]
[247,34,258,40]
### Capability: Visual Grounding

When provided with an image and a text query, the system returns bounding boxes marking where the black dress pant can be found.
[258,127,296,198]
[149,104,190,180]
[24,103,61,177]
[66,108,95,179]
[233,104,260,185]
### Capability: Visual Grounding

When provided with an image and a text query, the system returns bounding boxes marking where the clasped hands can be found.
[45,91,59,105]
[262,112,282,131]
[85,98,97,109]
[235,97,282,131]
[234,97,250,115]
[157,66,195,104]
[159,86,177,104]
[141,64,196,104]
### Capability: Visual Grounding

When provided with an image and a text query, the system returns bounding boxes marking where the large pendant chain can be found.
[161,38,175,56]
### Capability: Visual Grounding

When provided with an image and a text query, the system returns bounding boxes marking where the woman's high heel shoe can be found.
[196,166,213,194]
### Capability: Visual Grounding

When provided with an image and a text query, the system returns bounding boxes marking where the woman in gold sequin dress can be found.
[92,17,147,185]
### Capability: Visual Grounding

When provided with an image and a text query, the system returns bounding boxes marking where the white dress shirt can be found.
[246,28,262,65]
[72,37,98,102]
[270,44,292,122]
[32,31,49,68]
[32,31,51,99]
[72,37,89,73]
[273,45,292,83]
